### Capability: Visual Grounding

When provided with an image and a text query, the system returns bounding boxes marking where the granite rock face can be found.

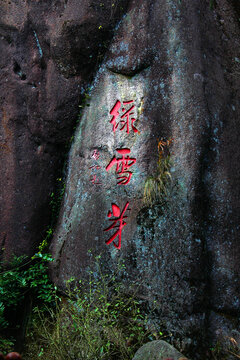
[50,0,240,355]
[0,0,128,258]
[1,0,240,356]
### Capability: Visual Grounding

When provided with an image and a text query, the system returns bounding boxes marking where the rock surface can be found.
[50,0,240,356]
[0,0,240,357]
[0,0,128,259]
[132,340,188,360]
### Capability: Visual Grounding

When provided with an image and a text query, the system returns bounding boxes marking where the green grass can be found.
[143,139,173,206]
[23,258,163,360]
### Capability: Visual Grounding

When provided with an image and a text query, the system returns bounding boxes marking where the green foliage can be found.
[0,337,14,354]
[23,258,163,360]
[0,256,27,315]
[0,249,57,352]
[144,138,173,206]
[0,254,55,310]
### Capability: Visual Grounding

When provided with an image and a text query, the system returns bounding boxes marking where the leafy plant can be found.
[0,248,57,352]
[144,138,174,206]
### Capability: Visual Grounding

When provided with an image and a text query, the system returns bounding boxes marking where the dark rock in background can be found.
[0,0,129,258]
[1,0,240,357]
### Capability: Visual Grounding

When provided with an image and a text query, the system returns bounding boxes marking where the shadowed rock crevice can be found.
[13,61,27,80]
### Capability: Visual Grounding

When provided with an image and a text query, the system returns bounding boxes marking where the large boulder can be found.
[132,340,188,360]
[50,0,240,356]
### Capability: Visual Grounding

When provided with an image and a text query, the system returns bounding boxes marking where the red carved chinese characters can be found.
[89,149,102,185]
[90,174,101,185]
[102,98,140,249]
[110,100,138,134]
[106,148,136,185]
[89,165,101,170]
[104,202,130,249]
[91,149,100,160]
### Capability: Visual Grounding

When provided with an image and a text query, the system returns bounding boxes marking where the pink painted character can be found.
[90,174,101,185]
[110,100,138,134]
[89,165,101,170]
[106,148,136,185]
[91,149,100,160]
[104,202,130,249]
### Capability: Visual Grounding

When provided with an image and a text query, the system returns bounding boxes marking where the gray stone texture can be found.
[1,0,240,357]
[132,340,188,360]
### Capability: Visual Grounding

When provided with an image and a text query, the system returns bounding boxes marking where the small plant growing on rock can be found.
[144,138,174,206]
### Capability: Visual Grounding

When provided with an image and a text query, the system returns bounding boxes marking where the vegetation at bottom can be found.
[1,253,239,360]
[23,257,164,360]
[209,337,240,360]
